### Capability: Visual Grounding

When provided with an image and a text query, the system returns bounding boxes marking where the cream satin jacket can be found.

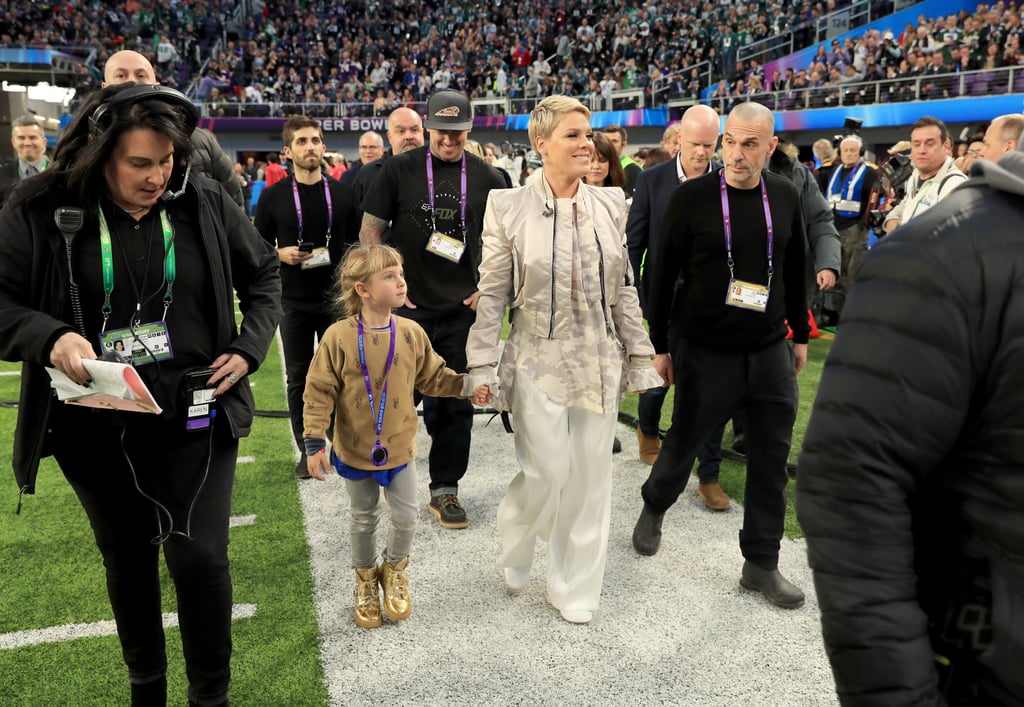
[466,172,662,412]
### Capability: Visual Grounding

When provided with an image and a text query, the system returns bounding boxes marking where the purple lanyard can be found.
[291,177,333,248]
[425,148,468,241]
[357,316,396,449]
[719,170,774,285]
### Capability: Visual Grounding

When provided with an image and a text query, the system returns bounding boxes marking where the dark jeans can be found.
[640,338,797,568]
[397,304,475,493]
[50,404,237,705]
[280,305,333,450]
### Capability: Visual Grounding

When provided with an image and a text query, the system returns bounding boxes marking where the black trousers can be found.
[640,338,797,568]
[50,404,237,706]
[639,387,730,482]
[280,305,333,450]
[397,304,475,492]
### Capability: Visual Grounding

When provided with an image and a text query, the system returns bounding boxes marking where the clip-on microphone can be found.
[542,202,553,217]
[54,207,87,338]
[159,163,191,203]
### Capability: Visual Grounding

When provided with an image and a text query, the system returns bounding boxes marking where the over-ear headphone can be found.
[88,84,199,138]
[839,133,865,158]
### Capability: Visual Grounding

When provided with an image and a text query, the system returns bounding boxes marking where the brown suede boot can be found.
[378,557,412,621]
[354,567,382,628]
[636,428,660,465]
[698,481,731,511]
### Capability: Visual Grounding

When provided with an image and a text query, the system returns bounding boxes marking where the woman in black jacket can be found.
[0,83,281,706]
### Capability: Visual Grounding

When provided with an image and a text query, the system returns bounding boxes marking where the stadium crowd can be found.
[710,3,1024,112]
[4,0,1024,116]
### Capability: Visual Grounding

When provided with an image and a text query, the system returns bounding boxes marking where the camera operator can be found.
[826,135,878,315]
[883,117,967,233]
[496,141,528,181]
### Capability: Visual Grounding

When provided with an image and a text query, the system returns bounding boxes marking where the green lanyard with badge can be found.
[96,207,176,365]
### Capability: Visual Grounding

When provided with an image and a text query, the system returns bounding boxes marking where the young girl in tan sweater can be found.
[303,244,487,627]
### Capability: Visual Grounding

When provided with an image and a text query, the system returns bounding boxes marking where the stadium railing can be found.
[195,64,1024,119]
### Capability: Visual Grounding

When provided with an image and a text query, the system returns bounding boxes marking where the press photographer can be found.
[824,134,878,316]
[866,145,913,233]
[883,116,967,233]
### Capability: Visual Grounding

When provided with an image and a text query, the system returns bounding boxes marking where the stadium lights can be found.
[3,81,76,105]
[27,82,75,105]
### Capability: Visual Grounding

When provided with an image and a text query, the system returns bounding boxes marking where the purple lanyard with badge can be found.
[357,316,396,467]
[720,170,774,313]
[291,177,333,249]
[424,149,469,263]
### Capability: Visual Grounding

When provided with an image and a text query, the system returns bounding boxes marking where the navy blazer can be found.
[626,158,720,312]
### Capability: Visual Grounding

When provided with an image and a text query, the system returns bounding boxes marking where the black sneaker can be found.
[294,455,312,480]
[429,494,468,529]
[612,436,622,454]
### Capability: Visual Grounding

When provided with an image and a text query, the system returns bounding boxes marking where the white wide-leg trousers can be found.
[498,374,618,612]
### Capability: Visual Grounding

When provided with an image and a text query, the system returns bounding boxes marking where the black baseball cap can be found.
[424,89,473,131]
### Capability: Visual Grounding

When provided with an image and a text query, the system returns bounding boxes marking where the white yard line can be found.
[0,604,257,650]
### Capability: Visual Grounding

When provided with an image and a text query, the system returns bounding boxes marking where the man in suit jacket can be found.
[626,104,733,511]
[0,115,48,209]
[339,130,384,186]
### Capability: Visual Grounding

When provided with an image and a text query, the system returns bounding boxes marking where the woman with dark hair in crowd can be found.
[583,130,627,187]
[0,82,281,705]
[642,147,672,169]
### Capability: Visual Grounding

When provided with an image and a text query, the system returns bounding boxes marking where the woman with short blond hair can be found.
[467,95,661,624]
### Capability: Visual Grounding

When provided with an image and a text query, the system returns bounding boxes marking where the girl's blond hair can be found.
[336,244,404,316]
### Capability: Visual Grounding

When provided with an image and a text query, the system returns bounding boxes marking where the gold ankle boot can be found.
[378,557,411,621]
[354,567,382,628]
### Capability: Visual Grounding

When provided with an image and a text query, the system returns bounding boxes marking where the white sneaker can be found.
[504,566,530,593]
[560,609,593,624]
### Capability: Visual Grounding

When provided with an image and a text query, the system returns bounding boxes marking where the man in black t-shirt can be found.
[631,102,811,611]
[254,116,360,479]
[360,89,508,529]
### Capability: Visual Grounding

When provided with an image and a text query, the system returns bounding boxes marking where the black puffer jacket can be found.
[797,152,1024,704]
[191,127,245,209]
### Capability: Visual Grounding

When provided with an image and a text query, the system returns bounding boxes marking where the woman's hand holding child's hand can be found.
[472,385,492,406]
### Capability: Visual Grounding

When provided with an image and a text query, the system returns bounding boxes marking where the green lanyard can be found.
[97,207,176,332]
[906,177,937,222]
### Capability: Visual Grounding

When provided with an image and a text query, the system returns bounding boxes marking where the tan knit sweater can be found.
[303,315,468,470]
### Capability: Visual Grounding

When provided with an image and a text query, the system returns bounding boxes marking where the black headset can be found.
[88,84,199,138]
[88,84,199,202]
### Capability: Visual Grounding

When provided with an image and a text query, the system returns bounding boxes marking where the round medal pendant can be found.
[371,443,389,467]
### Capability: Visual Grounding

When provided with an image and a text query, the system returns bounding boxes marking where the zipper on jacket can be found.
[593,230,613,338]
[548,202,557,338]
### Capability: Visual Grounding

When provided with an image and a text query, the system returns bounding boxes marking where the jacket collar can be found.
[971,150,1024,196]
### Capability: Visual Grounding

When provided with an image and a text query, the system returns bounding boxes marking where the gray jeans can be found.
[345,461,418,568]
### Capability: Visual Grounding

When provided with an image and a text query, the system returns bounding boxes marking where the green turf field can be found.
[0,334,832,703]
[0,347,328,705]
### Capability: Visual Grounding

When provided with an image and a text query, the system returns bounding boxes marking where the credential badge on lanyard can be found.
[720,171,773,313]
[423,149,468,263]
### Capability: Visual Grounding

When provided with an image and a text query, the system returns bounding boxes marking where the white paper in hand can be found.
[46,359,162,414]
